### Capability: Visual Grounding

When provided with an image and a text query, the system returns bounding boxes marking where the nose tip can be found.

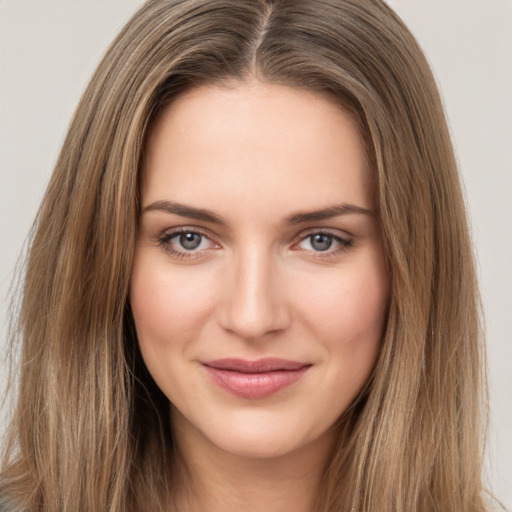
[217,254,290,341]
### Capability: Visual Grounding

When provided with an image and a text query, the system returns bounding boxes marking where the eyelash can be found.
[156,227,353,260]
[292,229,353,258]
[157,227,218,260]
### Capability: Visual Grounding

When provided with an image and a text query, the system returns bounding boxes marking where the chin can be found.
[192,411,336,461]
[212,434,307,460]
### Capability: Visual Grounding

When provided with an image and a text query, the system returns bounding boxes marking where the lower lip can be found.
[203,366,310,399]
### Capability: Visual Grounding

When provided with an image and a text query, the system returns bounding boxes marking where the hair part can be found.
[1,1,488,511]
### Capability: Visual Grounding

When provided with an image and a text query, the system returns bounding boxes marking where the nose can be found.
[217,247,291,341]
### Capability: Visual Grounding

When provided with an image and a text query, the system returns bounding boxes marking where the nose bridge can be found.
[219,244,289,339]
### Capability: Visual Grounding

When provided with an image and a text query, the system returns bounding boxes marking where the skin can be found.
[130,81,389,511]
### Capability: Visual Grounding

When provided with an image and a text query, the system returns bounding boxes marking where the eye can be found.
[176,232,205,250]
[158,228,218,258]
[295,231,352,254]
[307,233,335,251]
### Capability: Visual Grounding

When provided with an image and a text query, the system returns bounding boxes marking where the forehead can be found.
[141,81,373,217]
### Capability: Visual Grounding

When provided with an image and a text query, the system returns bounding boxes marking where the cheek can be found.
[129,253,220,404]
[294,256,389,352]
[294,259,388,413]
[129,253,215,355]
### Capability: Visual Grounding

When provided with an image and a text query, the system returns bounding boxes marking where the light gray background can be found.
[1,0,510,508]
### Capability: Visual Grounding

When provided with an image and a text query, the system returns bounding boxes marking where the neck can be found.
[171,416,337,512]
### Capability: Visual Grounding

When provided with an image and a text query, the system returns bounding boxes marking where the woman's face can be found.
[130,82,389,460]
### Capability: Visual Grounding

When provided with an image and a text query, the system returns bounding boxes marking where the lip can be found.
[201,358,311,399]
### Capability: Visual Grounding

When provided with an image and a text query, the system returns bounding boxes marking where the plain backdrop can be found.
[1,0,511,508]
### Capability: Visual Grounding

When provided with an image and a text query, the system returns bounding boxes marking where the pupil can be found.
[180,233,201,250]
[311,234,332,251]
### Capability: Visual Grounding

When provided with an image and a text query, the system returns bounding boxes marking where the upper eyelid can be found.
[293,227,352,242]
[160,225,217,240]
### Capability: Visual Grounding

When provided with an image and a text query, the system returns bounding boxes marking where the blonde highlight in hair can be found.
[1,1,488,510]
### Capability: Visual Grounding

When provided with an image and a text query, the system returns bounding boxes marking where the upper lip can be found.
[201,358,311,374]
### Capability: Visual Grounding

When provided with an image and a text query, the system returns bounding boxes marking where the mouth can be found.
[201,358,312,399]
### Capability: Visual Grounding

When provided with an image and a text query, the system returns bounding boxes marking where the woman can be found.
[0,0,490,510]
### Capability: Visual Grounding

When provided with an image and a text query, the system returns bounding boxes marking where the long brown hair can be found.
[1,0,488,510]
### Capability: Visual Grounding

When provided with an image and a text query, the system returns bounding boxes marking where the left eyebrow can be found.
[285,204,376,225]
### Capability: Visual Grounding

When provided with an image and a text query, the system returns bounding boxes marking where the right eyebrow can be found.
[142,200,227,226]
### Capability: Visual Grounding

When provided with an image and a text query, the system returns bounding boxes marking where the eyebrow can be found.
[285,204,376,224]
[143,200,226,225]
[142,200,376,225]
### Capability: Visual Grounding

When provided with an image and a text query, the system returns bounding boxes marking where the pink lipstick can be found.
[201,358,311,399]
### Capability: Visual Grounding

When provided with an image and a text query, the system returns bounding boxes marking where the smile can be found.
[201,358,312,399]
